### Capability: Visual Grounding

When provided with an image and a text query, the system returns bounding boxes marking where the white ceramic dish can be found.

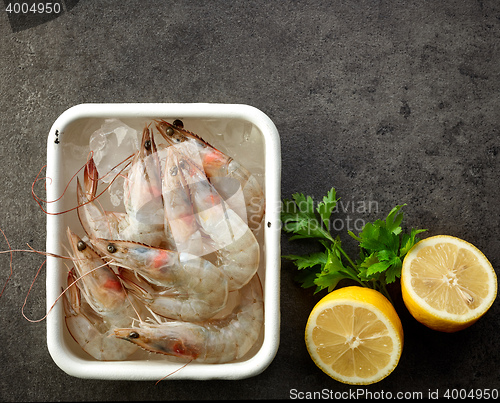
[45,103,281,380]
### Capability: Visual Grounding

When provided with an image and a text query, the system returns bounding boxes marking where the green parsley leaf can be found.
[385,204,405,234]
[400,228,427,256]
[316,188,338,228]
[281,192,333,241]
[281,252,328,271]
[313,246,351,293]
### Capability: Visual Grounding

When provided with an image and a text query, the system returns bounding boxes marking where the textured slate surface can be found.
[0,0,499,400]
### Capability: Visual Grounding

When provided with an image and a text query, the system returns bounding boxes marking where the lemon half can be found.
[305,286,403,385]
[401,235,497,332]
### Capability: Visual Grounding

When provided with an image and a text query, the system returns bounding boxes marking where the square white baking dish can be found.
[45,103,281,380]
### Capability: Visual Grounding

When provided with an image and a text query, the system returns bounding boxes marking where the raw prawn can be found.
[120,125,173,249]
[90,238,229,322]
[113,273,264,363]
[161,143,208,256]
[62,228,139,360]
[155,120,265,232]
[170,141,260,291]
[76,157,126,240]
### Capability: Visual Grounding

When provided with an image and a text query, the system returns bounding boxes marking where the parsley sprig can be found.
[281,187,426,302]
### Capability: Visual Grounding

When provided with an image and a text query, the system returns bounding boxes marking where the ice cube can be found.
[89,119,139,183]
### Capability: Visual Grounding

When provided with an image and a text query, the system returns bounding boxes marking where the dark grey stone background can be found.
[1,0,499,400]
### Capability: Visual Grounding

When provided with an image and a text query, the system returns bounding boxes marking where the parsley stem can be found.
[374,281,393,305]
[321,229,336,244]
[322,228,358,272]
[350,275,369,288]
[336,245,358,273]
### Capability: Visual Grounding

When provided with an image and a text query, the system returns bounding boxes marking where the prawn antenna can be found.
[0,228,13,298]
[22,257,116,323]
[31,152,134,216]
[0,240,73,299]
[155,360,192,385]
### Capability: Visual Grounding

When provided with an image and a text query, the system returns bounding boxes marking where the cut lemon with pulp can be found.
[305,286,403,385]
[401,235,497,332]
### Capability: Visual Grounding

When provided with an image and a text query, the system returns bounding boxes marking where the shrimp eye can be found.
[77,240,86,251]
[165,127,174,137]
[144,140,151,150]
[173,119,184,128]
[107,243,117,253]
[170,166,178,176]
[128,331,140,339]
[179,160,187,170]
